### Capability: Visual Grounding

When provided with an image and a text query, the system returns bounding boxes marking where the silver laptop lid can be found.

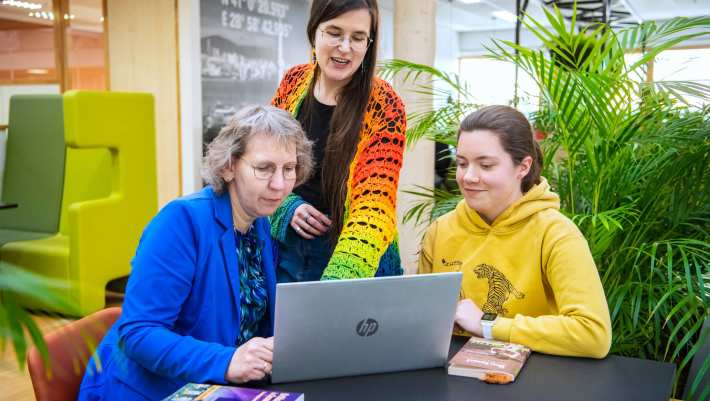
[271,272,462,383]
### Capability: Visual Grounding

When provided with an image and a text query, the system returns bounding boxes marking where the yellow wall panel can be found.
[106,0,180,206]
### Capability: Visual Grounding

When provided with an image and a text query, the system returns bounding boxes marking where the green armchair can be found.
[0,95,65,246]
[1,91,158,316]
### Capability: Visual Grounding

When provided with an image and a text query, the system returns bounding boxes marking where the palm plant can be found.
[380,6,710,399]
[0,263,75,369]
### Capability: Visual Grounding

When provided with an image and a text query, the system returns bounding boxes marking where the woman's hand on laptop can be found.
[225,337,274,383]
[454,299,484,337]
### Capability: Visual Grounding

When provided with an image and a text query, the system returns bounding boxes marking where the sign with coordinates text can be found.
[200,0,310,150]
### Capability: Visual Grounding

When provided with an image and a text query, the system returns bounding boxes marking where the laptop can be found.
[271,272,462,383]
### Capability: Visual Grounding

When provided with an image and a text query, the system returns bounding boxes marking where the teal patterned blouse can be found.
[235,225,268,345]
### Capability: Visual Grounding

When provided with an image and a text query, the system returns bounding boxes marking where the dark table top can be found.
[266,336,676,401]
[0,202,18,209]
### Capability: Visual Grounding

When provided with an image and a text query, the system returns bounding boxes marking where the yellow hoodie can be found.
[419,178,612,358]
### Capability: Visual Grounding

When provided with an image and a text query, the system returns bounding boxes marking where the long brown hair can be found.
[458,105,543,193]
[300,0,379,244]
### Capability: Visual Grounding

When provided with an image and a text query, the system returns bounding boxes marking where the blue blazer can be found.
[78,187,278,401]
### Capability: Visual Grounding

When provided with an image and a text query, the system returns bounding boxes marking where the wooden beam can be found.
[52,0,68,92]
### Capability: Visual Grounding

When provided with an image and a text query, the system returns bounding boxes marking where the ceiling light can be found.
[27,68,48,74]
[459,0,482,3]
[1,0,42,10]
[28,10,54,20]
[492,10,517,23]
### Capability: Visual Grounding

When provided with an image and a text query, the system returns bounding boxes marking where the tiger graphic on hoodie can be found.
[473,263,525,314]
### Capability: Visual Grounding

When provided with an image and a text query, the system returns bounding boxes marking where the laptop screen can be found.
[271,272,462,383]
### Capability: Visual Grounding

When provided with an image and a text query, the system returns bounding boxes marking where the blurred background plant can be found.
[380,6,710,399]
[1,262,75,369]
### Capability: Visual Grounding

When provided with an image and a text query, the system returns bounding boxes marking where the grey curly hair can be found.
[201,105,313,194]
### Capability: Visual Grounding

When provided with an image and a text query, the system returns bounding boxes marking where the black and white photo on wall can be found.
[200,0,310,151]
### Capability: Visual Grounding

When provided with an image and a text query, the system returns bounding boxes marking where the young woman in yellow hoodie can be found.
[419,105,612,358]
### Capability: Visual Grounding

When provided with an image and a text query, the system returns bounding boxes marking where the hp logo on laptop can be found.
[356,318,379,337]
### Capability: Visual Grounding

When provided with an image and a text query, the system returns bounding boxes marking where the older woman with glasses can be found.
[78,105,313,401]
[271,0,407,282]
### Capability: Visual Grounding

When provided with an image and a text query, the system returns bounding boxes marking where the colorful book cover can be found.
[447,336,531,384]
[163,383,304,401]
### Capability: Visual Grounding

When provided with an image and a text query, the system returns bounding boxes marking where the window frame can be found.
[0,0,109,91]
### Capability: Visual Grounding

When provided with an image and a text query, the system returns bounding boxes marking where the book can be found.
[163,383,304,401]
[447,336,531,384]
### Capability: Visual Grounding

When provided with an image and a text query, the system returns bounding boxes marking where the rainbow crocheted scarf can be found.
[270,63,406,280]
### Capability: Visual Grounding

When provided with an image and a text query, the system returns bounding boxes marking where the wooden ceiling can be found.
[0,17,52,30]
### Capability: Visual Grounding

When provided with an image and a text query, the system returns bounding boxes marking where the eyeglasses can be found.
[319,28,372,52]
[241,159,298,181]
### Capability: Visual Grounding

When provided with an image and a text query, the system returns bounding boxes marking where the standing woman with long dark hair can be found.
[271,0,406,281]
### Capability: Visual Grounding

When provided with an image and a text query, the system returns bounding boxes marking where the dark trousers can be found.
[277,226,333,283]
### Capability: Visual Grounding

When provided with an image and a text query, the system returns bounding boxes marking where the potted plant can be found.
[380,6,710,399]
[1,263,75,368]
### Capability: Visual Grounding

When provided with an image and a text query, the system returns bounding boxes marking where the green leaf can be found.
[388,10,710,398]
[1,262,80,369]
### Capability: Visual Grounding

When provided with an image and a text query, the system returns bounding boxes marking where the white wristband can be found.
[480,313,498,340]
[482,323,494,339]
